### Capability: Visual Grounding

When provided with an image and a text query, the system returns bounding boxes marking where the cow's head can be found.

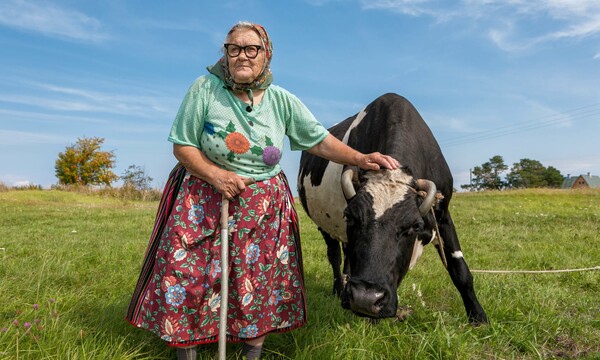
[340,167,437,318]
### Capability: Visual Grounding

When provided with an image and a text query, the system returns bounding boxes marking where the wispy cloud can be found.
[0,108,107,125]
[0,129,70,145]
[360,0,431,16]
[0,82,176,118]
[357,0,600,51]
[0,0,108,42]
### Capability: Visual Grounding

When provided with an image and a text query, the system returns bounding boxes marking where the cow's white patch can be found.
[409,230,436,270]
[301,162,348,242]
[451,251,464,259]
[341,108,367,144]
[364,169,413,220]
[300,113,370,244]
[409,239,423,270]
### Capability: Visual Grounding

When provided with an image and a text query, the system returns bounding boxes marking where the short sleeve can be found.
[168,79,207,148]
[284,93,329,151]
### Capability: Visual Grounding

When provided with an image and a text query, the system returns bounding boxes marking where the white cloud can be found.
[360,0,438,17]
[0,0,108,42]
[0,129,69,145]
[0,108,107,124]
[12,180,33,187]
[358,0,600,51]
[0,82,175,118]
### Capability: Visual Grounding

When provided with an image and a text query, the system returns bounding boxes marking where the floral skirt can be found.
[126,165,307,346]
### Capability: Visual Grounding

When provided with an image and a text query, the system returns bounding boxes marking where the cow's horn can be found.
[416,179,437,216]
[341,168,357,199]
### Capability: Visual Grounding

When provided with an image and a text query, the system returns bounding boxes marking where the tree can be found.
[462,155,508,191]
[121,165,153,191]
[543,166,564,188]
[55,137,118,186]
[506,158,546,188]
[506,159,564,188]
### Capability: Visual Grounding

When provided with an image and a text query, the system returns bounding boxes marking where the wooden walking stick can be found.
[218,178,254,360]
[218,195,230,360]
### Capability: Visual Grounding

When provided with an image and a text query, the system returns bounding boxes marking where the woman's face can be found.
[226,29,266,84]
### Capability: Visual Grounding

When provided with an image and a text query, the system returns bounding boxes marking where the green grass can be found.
[0,189,598,359]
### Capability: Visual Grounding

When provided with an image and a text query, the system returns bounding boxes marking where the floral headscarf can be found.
[207,22,273,109]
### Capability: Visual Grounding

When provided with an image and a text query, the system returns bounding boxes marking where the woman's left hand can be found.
[357,152,400,171]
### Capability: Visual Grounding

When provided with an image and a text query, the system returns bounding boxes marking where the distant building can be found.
[562,173,600,189]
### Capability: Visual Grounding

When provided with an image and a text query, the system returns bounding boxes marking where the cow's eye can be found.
[409,221,424,235]
[397,221,423,238]
[414,222,423,231]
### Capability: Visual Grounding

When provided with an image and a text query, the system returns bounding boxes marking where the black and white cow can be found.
[298,93,488,324]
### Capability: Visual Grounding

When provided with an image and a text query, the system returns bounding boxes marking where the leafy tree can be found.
[55,137,118,186]
[506,158,546,188]
[121,165,153,191]
[542,166,564,188]
[506,159,564,188]
[462,155,508,191]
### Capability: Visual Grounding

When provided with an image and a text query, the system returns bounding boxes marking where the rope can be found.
[471,266,600,274]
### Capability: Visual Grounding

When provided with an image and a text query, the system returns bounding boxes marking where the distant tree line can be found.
[461,155,564,191]
[54,137,153,191]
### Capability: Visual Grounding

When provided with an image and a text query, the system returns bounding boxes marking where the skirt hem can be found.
[125,317,307,347]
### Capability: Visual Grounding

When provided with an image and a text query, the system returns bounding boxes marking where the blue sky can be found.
[1,0,599,193]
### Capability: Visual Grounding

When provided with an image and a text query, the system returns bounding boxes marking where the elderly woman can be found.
[126,22,398,360]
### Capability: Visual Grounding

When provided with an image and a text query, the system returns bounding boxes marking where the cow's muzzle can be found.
[341,279,395,318]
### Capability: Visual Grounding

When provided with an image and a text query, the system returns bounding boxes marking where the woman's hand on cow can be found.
[357,152,400,171]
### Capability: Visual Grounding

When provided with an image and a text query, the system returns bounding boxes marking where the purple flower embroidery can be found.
[262,146,281,166]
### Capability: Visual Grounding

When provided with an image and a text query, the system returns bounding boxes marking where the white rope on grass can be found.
[471,266,600,274]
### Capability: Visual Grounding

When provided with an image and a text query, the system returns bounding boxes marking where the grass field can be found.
[0,188,598,359]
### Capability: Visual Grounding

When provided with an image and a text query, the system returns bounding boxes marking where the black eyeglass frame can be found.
[223,44,263,59]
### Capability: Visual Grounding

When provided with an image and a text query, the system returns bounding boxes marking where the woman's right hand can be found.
[209,169,252,199]
[173,144,253,199]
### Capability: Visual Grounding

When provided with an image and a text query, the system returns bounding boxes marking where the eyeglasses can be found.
[223,44,262,59]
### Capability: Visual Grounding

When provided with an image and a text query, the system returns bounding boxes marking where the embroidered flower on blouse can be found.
[262,146,281,166]
[225,132,250,154]
[204,122,215,135]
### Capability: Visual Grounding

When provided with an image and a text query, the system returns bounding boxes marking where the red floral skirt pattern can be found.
[128,170,306,346]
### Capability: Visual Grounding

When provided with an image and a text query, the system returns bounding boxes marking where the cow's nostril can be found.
[348,285,387,317]
[373,291,385,306]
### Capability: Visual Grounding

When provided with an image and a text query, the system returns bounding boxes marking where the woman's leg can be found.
[242,335,266,359]
[176,345,197,360]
